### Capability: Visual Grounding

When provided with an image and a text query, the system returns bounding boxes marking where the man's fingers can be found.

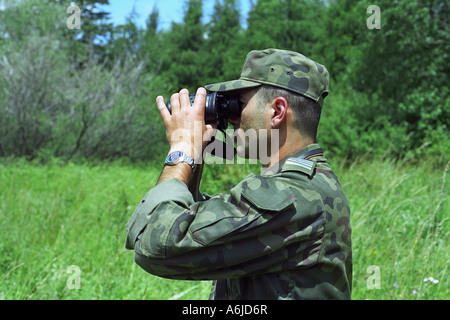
[193,87,207,115]
[179,88,191,110]
[159,87,207,127]
[156,95,171,126]
[170,92,181,114]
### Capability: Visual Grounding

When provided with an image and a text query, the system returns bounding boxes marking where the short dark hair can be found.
[256,85,322,141]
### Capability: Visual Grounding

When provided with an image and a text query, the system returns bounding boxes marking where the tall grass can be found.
[336,157,449,299]
[0,157,448,299]
[0,158,211,299]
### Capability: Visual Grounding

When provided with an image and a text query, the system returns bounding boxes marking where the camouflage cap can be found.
[205,48,330,107]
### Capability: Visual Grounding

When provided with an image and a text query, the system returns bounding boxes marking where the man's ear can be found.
[271,97,288,128]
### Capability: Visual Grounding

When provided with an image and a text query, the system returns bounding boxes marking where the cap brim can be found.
[205,79,261,93]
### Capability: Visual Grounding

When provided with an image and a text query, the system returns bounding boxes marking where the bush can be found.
[0,32,166,161]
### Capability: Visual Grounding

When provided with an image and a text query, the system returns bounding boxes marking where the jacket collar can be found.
[261,144,327,177]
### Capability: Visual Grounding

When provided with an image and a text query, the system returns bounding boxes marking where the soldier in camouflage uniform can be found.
[125,48,352,299]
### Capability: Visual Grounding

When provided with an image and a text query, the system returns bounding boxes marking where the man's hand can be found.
[156,87,215,163]
[155,88,216,187]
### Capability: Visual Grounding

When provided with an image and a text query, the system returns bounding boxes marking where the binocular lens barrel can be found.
[166,92,241,130]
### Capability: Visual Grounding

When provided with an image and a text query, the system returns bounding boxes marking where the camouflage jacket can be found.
[125,144,352,300]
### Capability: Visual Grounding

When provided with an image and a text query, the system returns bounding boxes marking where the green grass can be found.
[336,157,449,299]
[0,157,448,300]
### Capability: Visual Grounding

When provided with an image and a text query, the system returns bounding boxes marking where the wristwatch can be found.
[164,151,196,170]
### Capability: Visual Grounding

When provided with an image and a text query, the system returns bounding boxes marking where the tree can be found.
[159,0,206,92]
[0,0,65,42]
[58,0,112,46]
[349,0,449,155]
[204,0,244,84]
[245,0,285,49]
[244,0,325,54]
[315,0,366,81]
[0,0,159,160]
[139,5,163,70]
[107,6,141,60]
[283,0,326,56]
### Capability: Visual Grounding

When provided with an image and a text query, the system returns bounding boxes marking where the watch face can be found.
[167,151,182,162]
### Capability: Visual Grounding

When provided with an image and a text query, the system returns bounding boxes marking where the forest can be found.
[0,0,448,163]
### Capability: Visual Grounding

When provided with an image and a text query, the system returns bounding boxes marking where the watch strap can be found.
[165,151,196,170]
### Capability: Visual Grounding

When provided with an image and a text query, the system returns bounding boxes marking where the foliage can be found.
[0,159,447,299]
[0,33,163,161]
[347,0,450,159]
[0,0,448,162]
[1,0,448,302]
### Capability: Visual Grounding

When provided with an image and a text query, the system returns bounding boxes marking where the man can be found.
[125,48,352,300]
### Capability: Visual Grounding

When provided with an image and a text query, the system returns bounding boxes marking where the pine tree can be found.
[204,0,243,84]
[160,0,206,91]
[108,6,141,59]
[139,6,162,69]
[245,0,284,49]
[244,0,326,55]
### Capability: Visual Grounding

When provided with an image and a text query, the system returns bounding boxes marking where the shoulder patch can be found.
[282,157,316,177]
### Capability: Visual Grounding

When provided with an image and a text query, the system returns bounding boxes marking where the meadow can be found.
[0,157,448,300]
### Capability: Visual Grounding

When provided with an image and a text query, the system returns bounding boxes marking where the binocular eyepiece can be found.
[166,92,241,131]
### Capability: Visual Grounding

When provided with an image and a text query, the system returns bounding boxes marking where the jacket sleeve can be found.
[125,175,325,281]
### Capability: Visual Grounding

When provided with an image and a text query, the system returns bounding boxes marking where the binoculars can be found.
[166,92,241,131]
